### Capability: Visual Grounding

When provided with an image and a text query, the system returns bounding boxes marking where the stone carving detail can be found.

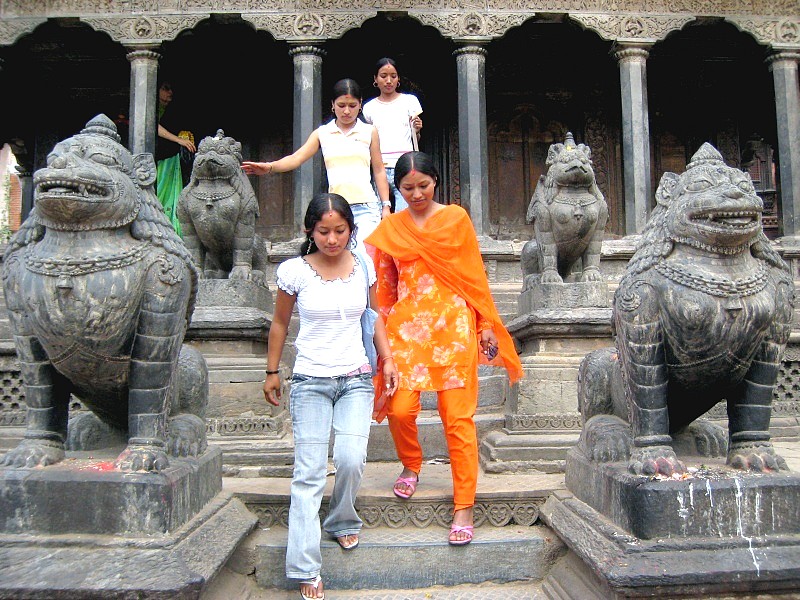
[730,18,800,47]
[509,414,583,431]
[242,12,376,40]
[577,143,794,476]
[521,132,608,287]
[245,497,543,529]
[81,14,210,44]
[0,115,209,472]
[0,18,46,46]
[571,13,695,42]
[411,11,529,39]
[206,415,284,436]
[178,129,268,283]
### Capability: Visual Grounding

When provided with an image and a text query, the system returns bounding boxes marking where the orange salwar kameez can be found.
[366,205,522,510]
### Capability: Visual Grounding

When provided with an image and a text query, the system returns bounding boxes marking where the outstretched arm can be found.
[242,130,321,176]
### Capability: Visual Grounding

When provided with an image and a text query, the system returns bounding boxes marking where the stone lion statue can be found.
[1,114,208,472]
[178,129,267,283]
[521,132,608,288]
[577,143,794,476]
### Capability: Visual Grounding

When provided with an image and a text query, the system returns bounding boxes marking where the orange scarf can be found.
[366,205,523,384]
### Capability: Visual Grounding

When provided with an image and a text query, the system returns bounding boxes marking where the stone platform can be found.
[0,447,257,599]
[541,448,800,598]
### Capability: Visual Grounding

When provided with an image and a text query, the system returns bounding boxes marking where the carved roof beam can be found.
[242,12,377,42]
[80,14,211,49]
[569,14,695,45]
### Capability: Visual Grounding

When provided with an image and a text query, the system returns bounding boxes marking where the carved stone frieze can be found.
[411,11,530,40]
[571,13,695,43]
[242,11,377,41]
[0,18,47,46]
[206,415,284,437]
[730,17,800,48]
[81,14,210,44]
[508,414,583,431]
[245,496,545,529]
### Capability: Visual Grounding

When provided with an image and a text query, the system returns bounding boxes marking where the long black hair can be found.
[331,78,362,103]
[300,193,356,255]
[393,151,439,190]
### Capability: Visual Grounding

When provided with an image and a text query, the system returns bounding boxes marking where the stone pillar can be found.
[767,51,800,237]
[289,45,325,233]
[454,45,490,236]
[615,45,652,234]
[126,49,160,156]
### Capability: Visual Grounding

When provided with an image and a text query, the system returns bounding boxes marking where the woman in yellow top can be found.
[366,151,522,545]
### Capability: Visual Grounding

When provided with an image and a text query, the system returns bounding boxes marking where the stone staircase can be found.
[210,462,567,598]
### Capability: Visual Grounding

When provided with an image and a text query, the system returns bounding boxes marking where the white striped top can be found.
[318,119,379,205]
[276,252,377,377]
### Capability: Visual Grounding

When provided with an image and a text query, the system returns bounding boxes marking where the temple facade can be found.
[0,1,798,243]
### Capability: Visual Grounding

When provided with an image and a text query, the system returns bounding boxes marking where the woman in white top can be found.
[362,58,423,212]
[264,193,398,600]
[242,79,391,253]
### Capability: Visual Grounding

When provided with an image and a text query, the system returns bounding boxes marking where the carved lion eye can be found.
[89,152,117,166]
[735,178,755,193]
[685,178,713,192]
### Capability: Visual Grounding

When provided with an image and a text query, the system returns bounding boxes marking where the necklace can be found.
[654,260,768,298]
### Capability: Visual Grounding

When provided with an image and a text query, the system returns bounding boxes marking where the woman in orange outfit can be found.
[365,151,522,545]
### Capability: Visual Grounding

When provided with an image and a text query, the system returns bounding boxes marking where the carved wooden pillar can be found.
[767,51,800,237]
[289,44,325,233]
[454,45,490,236]
[126,49,160,156]
[615,44,653,235]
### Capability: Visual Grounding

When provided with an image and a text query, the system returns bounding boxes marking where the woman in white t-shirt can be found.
[264,193,398,600]
[243,79,391,254]
[362,58,423,212]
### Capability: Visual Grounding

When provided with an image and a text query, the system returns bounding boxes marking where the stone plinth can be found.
[481,308,612,473]
[0,447,258,599]
[518,281,609,313]
[541,449,800,598]
[1,447,222,536]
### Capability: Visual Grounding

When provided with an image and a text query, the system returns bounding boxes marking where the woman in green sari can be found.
[156,82,195,235]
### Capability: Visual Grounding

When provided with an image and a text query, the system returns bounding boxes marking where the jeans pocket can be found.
[291,373,313,384]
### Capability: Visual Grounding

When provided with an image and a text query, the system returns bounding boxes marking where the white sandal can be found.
[299,575,325,600]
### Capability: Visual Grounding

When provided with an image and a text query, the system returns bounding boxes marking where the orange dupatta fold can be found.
[366,206,523,421]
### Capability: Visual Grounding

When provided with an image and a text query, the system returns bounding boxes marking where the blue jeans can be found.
[285,372,373,581]
[384,167,408,212]
[350,201,382,255]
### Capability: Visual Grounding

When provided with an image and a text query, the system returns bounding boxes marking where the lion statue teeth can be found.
[178,129,267,283]
[577,143,794,476]
[1,114,208,473]
[521,132,608,288]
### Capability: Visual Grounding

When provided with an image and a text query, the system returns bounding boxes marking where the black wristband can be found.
[265,369,279,375]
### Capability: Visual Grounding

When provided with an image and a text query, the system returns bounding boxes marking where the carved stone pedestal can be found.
[188,279,294,477]
[481,307,612,473]
[540,448,800,598]
[0,447,258,599]
[518,281,609,313]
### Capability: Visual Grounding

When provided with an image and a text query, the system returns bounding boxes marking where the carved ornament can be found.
[411,10,530,40]
[730,17,800,49]
[0,18,47,46]
[81,14,210,45]
[242,12,376,41]
[571,13,695,43]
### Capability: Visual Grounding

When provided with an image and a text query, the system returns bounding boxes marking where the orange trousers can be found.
[387,380,478,511]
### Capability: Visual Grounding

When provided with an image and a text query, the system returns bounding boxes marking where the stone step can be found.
[242,524,564,591]
[203,567,549,599]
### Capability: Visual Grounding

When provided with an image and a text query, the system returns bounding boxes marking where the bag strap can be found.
[357,252,371,309]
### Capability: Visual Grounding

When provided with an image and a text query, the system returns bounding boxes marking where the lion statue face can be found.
[191,129,243,181]
[544,135,597,193]
[659,143,763,252]
[33,116,145,231]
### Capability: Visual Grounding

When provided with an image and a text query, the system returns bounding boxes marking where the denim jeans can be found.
[285,372,373,581]
[350,201,381,255]
[385,167,408,211]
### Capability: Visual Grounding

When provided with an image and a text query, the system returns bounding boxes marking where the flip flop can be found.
[299,575,324,600]
[393,475,418,499]
[336,534,359,550]
[449,524,474,546]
